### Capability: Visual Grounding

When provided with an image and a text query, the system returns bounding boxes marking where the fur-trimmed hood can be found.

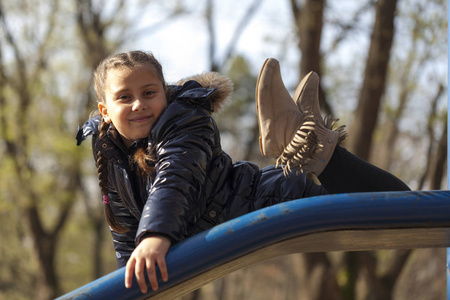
[173,72,234,113]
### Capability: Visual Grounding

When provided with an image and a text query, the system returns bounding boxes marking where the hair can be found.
[93,50,164,232]
[93,50,166,103]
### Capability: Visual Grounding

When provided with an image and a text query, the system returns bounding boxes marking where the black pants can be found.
[318,146,411,194]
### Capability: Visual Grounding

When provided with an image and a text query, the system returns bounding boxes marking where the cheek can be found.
[157,99,168,115]
[111,105,128,118]
[108,108,129,129]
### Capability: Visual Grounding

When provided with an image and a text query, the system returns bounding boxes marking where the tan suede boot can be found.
[277,72,348,176]
[256,58,318,169]
[256,58,347,176]
[256,58,315,158]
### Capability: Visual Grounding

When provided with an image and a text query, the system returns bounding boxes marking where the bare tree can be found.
[348,0,398,161]
[205,0,264,72]
[75,0,119,279]
[377,8,437,172]
[416,84,445,190]
[0,2,80,298]
[290,0,333,115]
[427,114,447,190]
[288,1,344,299]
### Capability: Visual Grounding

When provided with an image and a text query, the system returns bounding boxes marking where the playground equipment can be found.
[57,190,450,300]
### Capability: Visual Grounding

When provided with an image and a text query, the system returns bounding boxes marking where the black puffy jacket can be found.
[76,73,326,267]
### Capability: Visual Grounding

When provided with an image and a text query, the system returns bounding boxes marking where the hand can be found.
[125,235,171,293]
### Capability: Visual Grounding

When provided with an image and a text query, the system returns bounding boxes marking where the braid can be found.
[96,119,128,233]
[96,119,110,195]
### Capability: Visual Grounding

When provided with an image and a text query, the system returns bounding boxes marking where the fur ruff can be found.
[174,72,234,113]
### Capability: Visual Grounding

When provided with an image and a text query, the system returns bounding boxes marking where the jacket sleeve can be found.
[136,101,215,244]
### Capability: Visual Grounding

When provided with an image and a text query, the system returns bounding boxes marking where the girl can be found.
[76,50,409,294]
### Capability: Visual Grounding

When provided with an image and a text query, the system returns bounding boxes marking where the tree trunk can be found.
[300,253,341,300]
[93,219,106,278]
[76,0,116,280]
[348,0,398,161]
[417,84,444,190]
[378,61,413,171]
[341,1,401,299]
[297,0,324,78]
[27,206,59,299]
[291,0,333,116]
[289,2,341,299]
[428,118,447,190]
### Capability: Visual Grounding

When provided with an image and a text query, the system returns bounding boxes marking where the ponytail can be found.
[133,147,156,178]
[96,119,128,233]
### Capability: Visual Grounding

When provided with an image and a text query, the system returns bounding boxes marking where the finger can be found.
[157,257,169,282]
[125,258,136,289]
[146,259,159,291]
[135,259,148,294]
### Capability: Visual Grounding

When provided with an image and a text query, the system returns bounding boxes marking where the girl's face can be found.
[99,66,167,148]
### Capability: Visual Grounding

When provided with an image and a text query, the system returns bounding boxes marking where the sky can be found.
[125,0,297,83]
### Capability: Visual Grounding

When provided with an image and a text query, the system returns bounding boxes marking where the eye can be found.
[117,94,131,101]
[144,90,156,97]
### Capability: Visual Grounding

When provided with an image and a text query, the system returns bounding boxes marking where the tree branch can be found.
[418,83,444,189]
[381,250,412,288]
[219,0,264,70]
[206,0,217,71]
[289,0,301,23]
[31,0,59,81]
[327,0,375,53]
[429,112,447,190]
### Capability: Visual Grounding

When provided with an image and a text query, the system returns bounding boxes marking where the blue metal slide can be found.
[57,190,450,300]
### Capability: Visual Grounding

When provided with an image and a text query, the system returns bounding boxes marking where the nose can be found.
[132,98,146,111]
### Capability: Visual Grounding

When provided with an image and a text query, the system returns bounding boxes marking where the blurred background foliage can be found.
[0,0,447,299]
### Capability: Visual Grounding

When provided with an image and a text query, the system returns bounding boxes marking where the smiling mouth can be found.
[130,115,152,123]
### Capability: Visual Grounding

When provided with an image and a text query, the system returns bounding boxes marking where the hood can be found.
[174,72,234,113]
